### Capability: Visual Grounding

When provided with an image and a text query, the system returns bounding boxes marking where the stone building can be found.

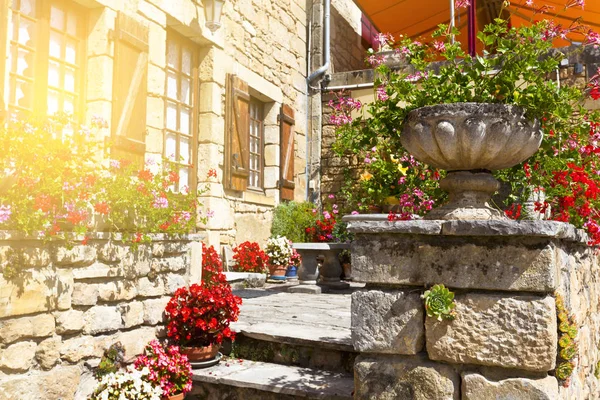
[0,0,367,248]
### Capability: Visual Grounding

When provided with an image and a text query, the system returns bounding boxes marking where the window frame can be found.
[163,30,199,194]
[6,0,87,119]
[247,96,265,191]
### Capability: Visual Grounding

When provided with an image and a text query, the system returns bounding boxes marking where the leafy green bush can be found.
[270,201,315,243]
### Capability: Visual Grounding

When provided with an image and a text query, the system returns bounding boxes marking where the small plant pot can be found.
[180,344,220,363]
[286,265,298,280]
[163,392,185,400]
[269,265,288,281]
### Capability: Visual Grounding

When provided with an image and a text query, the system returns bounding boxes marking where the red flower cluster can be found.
[232,241,269,273]
[306,215,336,242]
[201,243,226,285]
[164,278,241,347]
[134,340,192,397]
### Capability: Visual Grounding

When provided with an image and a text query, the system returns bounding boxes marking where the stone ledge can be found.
[0,231,205,242]
[192,360,354,399]
[351,234,560,292]
[426,294,557,372]
[344,216,586,243]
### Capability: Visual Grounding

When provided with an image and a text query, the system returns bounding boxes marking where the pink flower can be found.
[206,209,215,218]
[351,211,359,215]
[455,0,470,8]
[328,194,335,199]
[0,205,11,224]
[323,211,331,220]
[377,86,389,101]
[153,195,169,209]
[433,41,446,52]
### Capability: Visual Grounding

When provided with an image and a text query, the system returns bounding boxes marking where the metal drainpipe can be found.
[305,0,331,201]
[450,0,456,44]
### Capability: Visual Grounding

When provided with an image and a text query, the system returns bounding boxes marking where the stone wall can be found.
[330,0,367,73]
[346,217,600,399]
[0,233,202,400]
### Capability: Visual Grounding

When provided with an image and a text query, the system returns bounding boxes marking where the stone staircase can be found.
[187,289,357,399]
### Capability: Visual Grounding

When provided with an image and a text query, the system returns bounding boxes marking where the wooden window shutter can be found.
[110,12,149,163]
[224,74,250,191]
[279,104,296,201]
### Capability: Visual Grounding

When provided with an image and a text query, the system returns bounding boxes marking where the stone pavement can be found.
[230,286,362,351]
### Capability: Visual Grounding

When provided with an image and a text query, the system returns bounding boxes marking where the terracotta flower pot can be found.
[180,343,220,362]
[269,264,287,281]
[163,392,184,400]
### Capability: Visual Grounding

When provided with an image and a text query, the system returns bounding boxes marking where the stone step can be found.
[227,289,357,372]
[225,272,267,289]
[189,359,354,400]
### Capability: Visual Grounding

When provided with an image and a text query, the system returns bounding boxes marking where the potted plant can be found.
[286,248,302,280]
[164,245,241,365]
[232,241,270,273]
[134,340,193,400]
[264,236,293,281]
[331,1,600,239]
[90,365,163,400]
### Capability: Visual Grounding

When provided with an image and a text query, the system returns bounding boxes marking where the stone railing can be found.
[346,216,600,399]
[0,232,203,399]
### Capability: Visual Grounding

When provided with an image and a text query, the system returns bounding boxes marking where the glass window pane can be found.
[182,47,191,75]
[20,0,35,17]
[179,167,189,189]
[18,18,35,46]
[180,137,190,164]
[166,102,177,131]
[50,6,64,30]
[48,61,60,87]
[64,96,74,114]
[180,78,191,105]
[16,48,33,76]
[65,40,76,64]
[47,91,59,114]
[166,133,177,160]
[180,108,190,135]
[64,67,75,92]
[167,41,179,69]
[49,32,62,58]
[67,13,77,36]
[14,80,32,108]
[167,72,177,100]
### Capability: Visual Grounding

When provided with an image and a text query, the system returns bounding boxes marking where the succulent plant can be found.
[595,361,600,379]
[559,334,573,348]
[423,284,456,321]
[556,361,575,381]
[560,344,578,361]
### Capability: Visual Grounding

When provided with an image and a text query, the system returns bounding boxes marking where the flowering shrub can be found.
[289,248,302,267]
[90,365,162,400]
[165,281,241,347]
[134,340,192,397]
[331,1,600,245]
[0,114,208,244]
[232,241,269,273]
[264,236,293,266]
[165,246,241,347]
[201,243,226,285]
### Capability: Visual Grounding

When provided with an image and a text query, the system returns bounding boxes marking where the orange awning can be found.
[354,0,600,49]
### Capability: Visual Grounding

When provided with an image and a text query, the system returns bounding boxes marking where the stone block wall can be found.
[346,217,600,399]
[0,233,203,400]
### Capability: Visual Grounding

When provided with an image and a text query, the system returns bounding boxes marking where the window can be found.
[164,32,198,192]
[7,0,85,117]
[248,98,264,189]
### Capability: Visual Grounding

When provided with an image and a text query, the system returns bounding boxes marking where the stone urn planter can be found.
[401,103,543,220]
[289,242,350,293]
